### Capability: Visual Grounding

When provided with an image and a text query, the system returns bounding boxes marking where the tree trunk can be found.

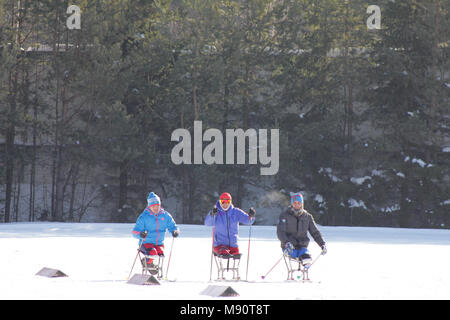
[51,5,66,222]
[343,0,354,166]
[4,0,23,223]
[68,163,80,222]
[54,145,65,221]
[29,29,39,222]
[426,1,440,163]
[117,160,129,222]
[235,60,250,209]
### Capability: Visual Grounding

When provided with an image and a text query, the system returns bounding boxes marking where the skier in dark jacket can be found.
[277,192,327,267]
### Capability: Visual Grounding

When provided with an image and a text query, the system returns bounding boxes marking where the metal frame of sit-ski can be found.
[283,253,311,281]
[140,252,165,279]
[213,252,242,281]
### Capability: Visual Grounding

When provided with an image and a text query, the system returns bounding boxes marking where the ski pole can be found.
[165,235,175,279]
[209,225,215,281]
[306,252,323,270]
[245,224,252,281]
[126,232,148,280]
[245,207,256,281]
[209,209,217,281]
[261,250,287,280]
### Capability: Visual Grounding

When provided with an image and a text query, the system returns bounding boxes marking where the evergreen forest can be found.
[1,0,449,228]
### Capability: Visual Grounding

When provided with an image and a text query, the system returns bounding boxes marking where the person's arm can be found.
[276,212,289,244]
[165,211,179,235]
[132,215,146,239]
[308,213,325,248]
[234,207,255,225]
[204,206,217,226]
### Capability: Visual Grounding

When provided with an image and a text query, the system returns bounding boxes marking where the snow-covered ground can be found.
[0,222,449,300]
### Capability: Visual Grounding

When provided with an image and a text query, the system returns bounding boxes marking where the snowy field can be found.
[0,222,449,300]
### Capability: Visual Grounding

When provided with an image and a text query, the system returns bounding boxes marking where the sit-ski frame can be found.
[213,252,242,281]
[139,251,165,279]
[283,253,311,281]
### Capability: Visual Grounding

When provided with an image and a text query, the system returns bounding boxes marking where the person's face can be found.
[292,201,303,210]
[220,200,231,210]
[150,204,160,213]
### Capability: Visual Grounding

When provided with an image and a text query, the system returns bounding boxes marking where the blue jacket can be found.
[132,206,178,246]
[204,201,255,247]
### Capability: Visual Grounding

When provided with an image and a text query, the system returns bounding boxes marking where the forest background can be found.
[1,0,449,228]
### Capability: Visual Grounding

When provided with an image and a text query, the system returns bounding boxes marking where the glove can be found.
[140,230,148,239]
[211,206,218,217]
[321,244,327,255]
[248,207,256,217]
[285,242,294,254]
[172,230,179,238]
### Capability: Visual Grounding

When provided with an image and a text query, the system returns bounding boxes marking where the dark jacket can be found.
[277,206,325,249]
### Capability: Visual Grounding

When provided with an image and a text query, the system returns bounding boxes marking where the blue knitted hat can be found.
[147,192,161,207]
[290,192,303,204]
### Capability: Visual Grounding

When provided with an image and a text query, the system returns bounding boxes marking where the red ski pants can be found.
[213,245,239,256]
[142,243,164,264]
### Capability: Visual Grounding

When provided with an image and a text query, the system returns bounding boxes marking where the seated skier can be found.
[132,192,179,271]
[277,192,327,268]
[204,192,255,258]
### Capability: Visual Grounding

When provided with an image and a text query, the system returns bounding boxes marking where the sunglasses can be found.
[220,199,231,204]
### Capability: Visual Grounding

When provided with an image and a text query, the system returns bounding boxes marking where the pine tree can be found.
[365,0,450,228]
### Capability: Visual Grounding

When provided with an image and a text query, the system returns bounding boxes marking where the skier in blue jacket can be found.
[132,192,179,266]
[204,192,255,257]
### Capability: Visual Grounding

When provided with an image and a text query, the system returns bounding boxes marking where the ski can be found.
[258,278,321,284]
[160,278,177,282]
